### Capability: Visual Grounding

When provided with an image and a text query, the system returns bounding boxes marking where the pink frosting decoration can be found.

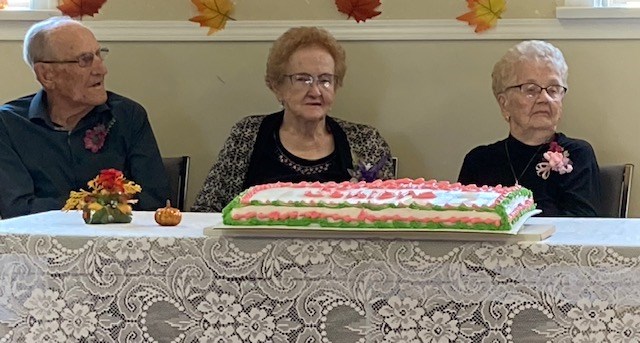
[330,191,344,198]
[304,191,323,197]
[377,191,395,200]
[268,212,280,220]
[243,179,521,198]
[507,199,536,221]
[413,191,436,199]
[344,192,356,199]
[232,211,256,220]
[307,211,321,219]
[357,210,367,220]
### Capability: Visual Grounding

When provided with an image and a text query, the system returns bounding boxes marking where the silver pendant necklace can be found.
[504,140,544,185]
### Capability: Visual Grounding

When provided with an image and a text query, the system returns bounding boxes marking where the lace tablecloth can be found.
[1,211,640,342]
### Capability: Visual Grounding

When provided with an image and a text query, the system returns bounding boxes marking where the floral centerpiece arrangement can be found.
[62,169,141,224]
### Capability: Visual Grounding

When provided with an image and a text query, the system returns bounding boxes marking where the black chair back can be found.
[391,157,398,178]
[162,156,190,211]
[599,164,633,218]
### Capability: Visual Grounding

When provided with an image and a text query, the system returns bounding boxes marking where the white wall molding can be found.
[3,18,640,42]
[557,6,640,19]
[0,9,57,21]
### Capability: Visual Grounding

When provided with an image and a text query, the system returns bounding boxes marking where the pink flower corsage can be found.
[535,141,573,180]
[84,118,116,153]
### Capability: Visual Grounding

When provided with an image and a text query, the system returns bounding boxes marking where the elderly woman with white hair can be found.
[458,40,601,217]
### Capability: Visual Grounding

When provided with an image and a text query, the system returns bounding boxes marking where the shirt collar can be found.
[27,89,51,125]
[27,89,111,129]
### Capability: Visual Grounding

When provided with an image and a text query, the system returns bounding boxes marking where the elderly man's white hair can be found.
[491,40,569,99]
[23,16,85,68]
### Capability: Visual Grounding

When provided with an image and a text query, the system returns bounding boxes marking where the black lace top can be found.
[192,110,393,212]
[242,114,350,188]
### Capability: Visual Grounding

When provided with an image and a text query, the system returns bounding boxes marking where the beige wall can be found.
[2,0,639,216]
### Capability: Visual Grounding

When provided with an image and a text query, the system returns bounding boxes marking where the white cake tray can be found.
[204,210,554,242]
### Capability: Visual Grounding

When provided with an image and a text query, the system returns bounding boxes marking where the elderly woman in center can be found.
[458,40,601,217]
[192,27,393,212]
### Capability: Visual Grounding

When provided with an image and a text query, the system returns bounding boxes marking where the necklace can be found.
[504,140,544,185]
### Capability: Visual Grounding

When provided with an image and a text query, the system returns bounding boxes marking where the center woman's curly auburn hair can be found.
[265,27,347,90]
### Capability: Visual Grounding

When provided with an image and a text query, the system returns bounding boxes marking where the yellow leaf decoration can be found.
[189,0,236,35]
[456,0,506,33]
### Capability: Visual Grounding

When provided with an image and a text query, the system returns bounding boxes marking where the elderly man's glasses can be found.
[283,73,336,90]
[38,47,109,68]
[504,83,567,100]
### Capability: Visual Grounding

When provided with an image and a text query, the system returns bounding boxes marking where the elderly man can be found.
[0,16,170,218]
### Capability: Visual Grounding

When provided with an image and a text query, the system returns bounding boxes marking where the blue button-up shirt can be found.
[0,90,170,218]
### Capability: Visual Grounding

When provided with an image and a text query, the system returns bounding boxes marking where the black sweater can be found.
[458,133,601,217]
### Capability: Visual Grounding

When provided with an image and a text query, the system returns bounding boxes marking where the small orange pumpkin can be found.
[155,200,182,226]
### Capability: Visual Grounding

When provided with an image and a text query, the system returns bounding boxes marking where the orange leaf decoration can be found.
[456,0,506,33]
[189,0,235,35]
[57,0,108,18]
[335,0,382,23]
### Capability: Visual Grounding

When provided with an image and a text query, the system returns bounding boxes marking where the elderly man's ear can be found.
[34,64,56,90]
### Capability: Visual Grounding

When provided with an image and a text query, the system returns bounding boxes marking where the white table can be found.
[1,211,639,342]
[0,211,216,238]
[3,210,640,245]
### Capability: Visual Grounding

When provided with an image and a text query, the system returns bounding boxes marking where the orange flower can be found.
[96,168,125,193]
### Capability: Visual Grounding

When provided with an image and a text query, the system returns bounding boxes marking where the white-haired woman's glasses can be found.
[504,83,567,100]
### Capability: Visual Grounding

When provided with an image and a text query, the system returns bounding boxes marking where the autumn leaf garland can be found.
[55,0,383,35]
[56,0,237,35]
[189,0,382,31]
[54,0,505,36]
[336,0,510,31]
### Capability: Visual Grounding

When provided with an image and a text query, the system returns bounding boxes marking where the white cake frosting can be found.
[222,178,536,231]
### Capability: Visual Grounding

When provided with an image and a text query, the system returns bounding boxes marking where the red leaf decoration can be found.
[58,0,108,18]
[335,0,382,23]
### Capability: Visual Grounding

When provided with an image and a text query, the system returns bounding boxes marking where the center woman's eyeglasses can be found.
[283,73,336,90]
